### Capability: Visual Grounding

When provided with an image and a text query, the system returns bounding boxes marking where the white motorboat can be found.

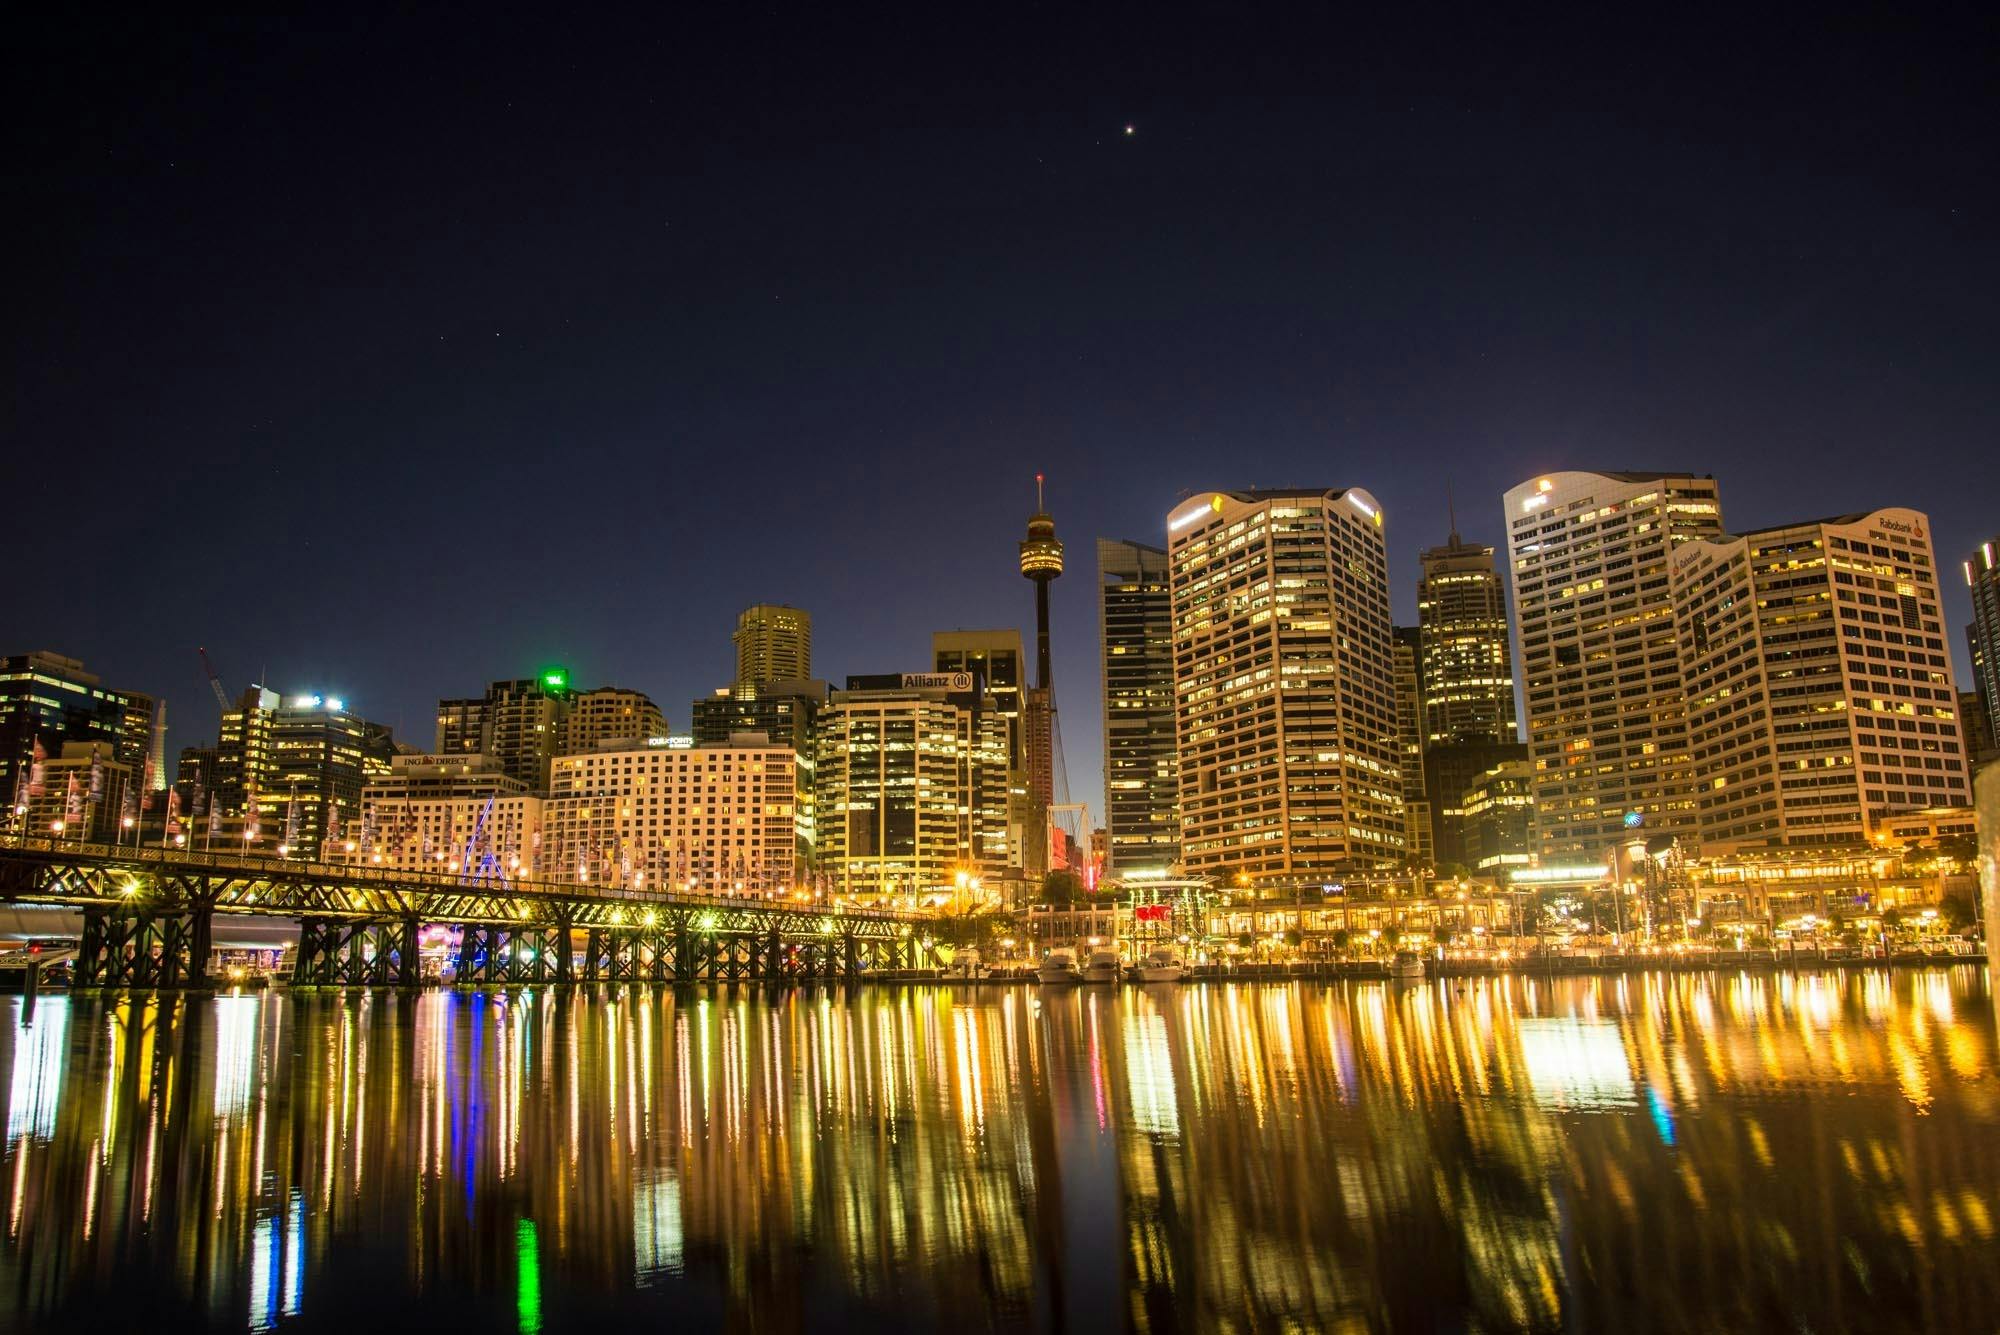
[1391,949,1426,982]
[1134,946,1187,983]
[1081,948,1123,984]
[1036,948,1082,984]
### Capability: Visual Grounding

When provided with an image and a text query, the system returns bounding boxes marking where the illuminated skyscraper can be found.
[1416,531,1517,746]
[1672,507,1969,850]
[561,687,666,753]
[1166,489,1403,882]
[436,670,573,793]
[1502,471,1724,857]
[1098,539,1179,875]
[1965,536,2000,753]
[733,604,812,691]
[814,675,1010,898]
[1391,626,1433,867]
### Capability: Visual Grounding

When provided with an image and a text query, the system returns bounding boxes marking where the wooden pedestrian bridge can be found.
[0,835,939,989]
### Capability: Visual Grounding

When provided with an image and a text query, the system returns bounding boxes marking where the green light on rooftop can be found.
[542,669,568,691]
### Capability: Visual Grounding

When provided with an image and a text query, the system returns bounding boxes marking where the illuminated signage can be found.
[900,672,974,691]
[1508,864,1610,884]
[542,669,569,690]
[1168,494,1227,532]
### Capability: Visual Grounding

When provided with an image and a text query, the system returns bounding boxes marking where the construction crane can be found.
[197,647,231,712]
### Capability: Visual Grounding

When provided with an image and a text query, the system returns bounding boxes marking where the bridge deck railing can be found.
[0,833,917,924]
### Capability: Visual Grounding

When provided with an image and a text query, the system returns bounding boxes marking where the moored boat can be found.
[1036,948,1082,984]
[1134,946,1186,983]
[1081,948,1123,983]
[1391,949,1425,982]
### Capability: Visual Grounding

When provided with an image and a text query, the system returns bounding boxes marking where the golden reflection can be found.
[0,968,1992,1330]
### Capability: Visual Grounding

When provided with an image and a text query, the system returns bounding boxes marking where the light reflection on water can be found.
[0,968,1995,1332]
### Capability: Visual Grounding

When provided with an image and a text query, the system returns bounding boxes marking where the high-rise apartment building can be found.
[251,693,397,856]
[690,678,827,867]
[18,742,135,841]
[1391,626,1433,868]
[436,671,573,792]
[933,630,1041,881]
[1671,507,1969,851]
[561,687,666,754]
[1,652,153,806]
[360,754,543,877]
[1502,471,1725,857]
[546,738,799,891]
[1097,540,1180,876]
[1416,531,1517,745]
[734,604,812,690]
[213,685,281,817]
[815,675,1011,898]
[1166,489,1403,881]
[1965,537,2000,744]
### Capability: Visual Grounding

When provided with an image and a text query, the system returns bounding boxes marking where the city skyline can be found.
[6,465,1993,851]
[7,12,1996,854]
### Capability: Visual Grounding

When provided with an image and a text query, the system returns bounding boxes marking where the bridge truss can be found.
[0,836,935,989]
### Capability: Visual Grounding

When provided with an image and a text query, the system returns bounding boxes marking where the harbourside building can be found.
[1166,488,1404,884]
[359,754,544,877]
[1,651,156,807]
[814,674,1011,900]
[1097,540,1180,876]
[689,678,826,868]
[1416,530,1517,746]
[435,670,573,792]
[1392,626,1433,868]
[545,736,800,892]
[1501,471,1725,858]
[1669,506,1969,852]
[561,687,666,755]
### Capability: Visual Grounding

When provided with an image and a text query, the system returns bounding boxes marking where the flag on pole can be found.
[121,782,137,828]
[27,737,46,796]
[207,794,223,840]
[64,773,83,826]
[88,746,104,803]
[284,787,299,849]
[139,757,155,810]
[325,805,341,846]
[166,787,182,840]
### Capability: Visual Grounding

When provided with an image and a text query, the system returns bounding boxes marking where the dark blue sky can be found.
[7,10,1996,818]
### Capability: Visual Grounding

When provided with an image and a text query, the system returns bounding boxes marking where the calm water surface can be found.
[1,970,1996,1333]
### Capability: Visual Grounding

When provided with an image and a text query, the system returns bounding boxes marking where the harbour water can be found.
[1,969,1995,1331]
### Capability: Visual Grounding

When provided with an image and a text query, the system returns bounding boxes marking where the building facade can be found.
[1166,488,1404,882]
[1965,536,2000,750]
[1097,540,1180,876]
[933,630,1043,881]
[1,652,153,807]
[18,742,136,843]
[436,672,573,792]
[689,678,826,866]
[1459,759,1535,875]
[1502,471,1725,857]
[1391,626,1433,868]
[814,676,1011,899]
[1416,532,1517,746]
[561,687,667,755]
[733,604,812,689]
[1670,507,1969,852]
[359,754,543,878]
[545,738,799,892]
[251,694,397,856]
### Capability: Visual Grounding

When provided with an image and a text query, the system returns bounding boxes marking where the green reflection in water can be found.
[0,969,1994,1332]
[517,1219,541,1334]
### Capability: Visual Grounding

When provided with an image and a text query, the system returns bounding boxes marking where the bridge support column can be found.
[554,912,575,984]
[400,916,421,987]
[77,909,109,987]
[765,928,783,982]
[843,934,858,980]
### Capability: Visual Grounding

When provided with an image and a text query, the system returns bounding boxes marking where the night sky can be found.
[8,11,1996,817]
